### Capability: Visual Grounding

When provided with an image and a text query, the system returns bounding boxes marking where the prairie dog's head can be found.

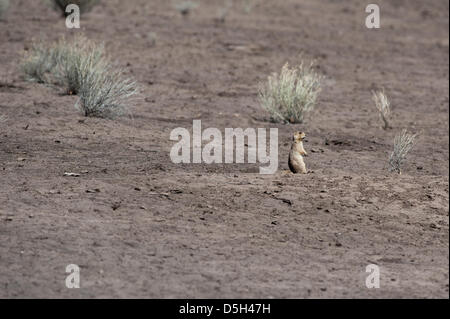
[293,131,306,143]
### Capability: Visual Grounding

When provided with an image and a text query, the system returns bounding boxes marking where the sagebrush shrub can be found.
[21,41,60,83]
[21,36,138,119]
[50,0,99,15]
[372,89,391,130]
[0,0,9,19]
[76,65,138,118]
[259,62,322,124]
[389,129,417,174]
[53,36,105,94]
[21,36,103,92]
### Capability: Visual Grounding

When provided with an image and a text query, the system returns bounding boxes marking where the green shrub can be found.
[21,36,104,92]
[21,36,138,118]
[76,65,138,118]
[53,36,105,94]
[259,62,322,124]
[21,40,60,84]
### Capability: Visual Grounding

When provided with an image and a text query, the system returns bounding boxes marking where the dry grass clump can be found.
[50,0,99,15]
[76,64,138,118]
[372,89,391,130]
[21,36,138,118]
[53,36,105,94]
[259,62,322,124]
[0,0,9,19]
[21,36,103,91]
[21,40,60,84]
[389,129,417,174]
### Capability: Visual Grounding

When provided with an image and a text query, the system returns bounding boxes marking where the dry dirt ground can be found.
[0,0,448,298]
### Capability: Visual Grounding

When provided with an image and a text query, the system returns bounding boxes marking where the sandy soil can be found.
[0,0,448,298]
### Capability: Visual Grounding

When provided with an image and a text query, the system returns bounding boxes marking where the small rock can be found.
[64,172,80,177]
[86,189,100,193]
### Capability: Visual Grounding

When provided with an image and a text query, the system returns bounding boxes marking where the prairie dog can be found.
[288,131,308,174]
